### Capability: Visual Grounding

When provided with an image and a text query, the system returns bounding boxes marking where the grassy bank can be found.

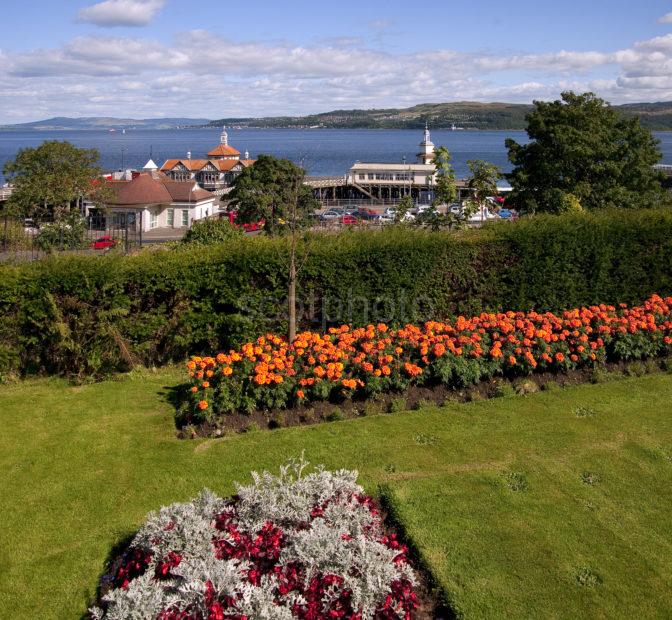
[1,370,671,618]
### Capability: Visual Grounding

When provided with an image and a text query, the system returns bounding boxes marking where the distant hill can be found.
[207,101,672,131]
[0,116,211,131]
[5,102,672,132]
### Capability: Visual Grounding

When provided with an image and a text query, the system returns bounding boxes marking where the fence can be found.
[0,214,143,263]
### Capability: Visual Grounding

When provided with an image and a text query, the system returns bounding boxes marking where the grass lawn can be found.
[1,369,671,619]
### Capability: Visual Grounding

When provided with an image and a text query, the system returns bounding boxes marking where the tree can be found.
[432,146,458,206]
[394,195,414,224]
[465,160,501,222]
[229,154,319,341]
[3,141,105,220]
[228,155,318,236]
[505,91,668,213]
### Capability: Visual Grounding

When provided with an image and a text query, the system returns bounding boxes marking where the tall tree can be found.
[465,160,501,222]
[3,141,105,220]
[228,154,318,236]
[505,91,668,213]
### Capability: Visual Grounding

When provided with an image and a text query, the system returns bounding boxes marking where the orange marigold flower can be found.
[202,381,210,389]
[297,389,305,399]
[555,352,565,362]
[198,400,208,411]
[190,386,198,393]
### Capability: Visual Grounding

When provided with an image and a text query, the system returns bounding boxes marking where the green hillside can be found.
[208,101,672,130]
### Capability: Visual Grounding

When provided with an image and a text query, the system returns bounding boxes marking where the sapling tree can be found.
[464,159,501,223]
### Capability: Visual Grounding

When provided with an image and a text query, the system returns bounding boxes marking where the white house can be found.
[87,168,219,232]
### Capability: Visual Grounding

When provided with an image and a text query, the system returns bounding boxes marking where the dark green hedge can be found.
[1,209,672,378]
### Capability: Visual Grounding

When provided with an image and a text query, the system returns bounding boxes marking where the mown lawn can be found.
[1,369,671,619]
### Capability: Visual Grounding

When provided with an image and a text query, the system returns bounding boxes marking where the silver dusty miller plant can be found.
[90,455,418,619]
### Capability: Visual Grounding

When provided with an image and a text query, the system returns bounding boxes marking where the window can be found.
[182,210,189,226]
[150,211,158,229]
[167,209,174,226]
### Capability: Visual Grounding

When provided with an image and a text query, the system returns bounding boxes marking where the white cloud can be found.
[76,0,165,27]
[657,12,672,24]
[2,29,672,123]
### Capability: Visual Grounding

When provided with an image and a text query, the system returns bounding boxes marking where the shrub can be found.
[181,217,243,246]
[34,215,88,252]
[90,458,418,619]
[492,382,515,398]
[388,398,407,414]
[185,295,672,421]
[3,208,672,378]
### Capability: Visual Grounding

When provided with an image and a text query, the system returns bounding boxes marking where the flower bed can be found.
[185,295,672,424]
[91,459,419,619]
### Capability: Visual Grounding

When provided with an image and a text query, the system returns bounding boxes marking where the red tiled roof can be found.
[160,159,181,171]
[160,158,211,171]
[239,159,256,167]
[207,144,241,157]
[214,159,243,172]
[106,172,214,206]
[163,181,213,202]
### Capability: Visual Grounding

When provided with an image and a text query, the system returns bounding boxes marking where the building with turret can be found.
[345,125,438,202]
[160,128,255,194]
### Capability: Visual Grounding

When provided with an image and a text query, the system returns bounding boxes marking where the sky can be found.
[1,0,672,123]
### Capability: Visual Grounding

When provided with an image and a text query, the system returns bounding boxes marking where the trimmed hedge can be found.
[1,209,672,378]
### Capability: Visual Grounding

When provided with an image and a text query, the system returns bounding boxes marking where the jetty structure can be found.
[305,125,469,205]
[159,127,255,194]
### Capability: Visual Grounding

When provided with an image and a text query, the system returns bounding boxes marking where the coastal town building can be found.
[343,125,438,202]
[159,128,254,193]
[307,126,476,204]
[86,168,218,232]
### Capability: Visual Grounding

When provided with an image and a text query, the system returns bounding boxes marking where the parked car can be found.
[467,206,499,223]
[384,207,415,222]
[412,205,433,216]
[351,208,378,220]
[497,208,517,220]
[448,204,463,216]
[341,214,359,225]
[320,209,343,221]
[226,210,264,231]
[23,218,39,235]
[91,235,117,250]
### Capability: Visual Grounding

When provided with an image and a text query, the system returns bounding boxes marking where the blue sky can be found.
[1,0,672,122]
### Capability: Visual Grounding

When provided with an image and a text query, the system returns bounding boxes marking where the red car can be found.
[341,214,359,225]
[227,211,264,232]
[91,235,117,250]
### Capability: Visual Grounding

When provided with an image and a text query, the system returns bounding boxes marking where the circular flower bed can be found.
[91,458,418,619]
